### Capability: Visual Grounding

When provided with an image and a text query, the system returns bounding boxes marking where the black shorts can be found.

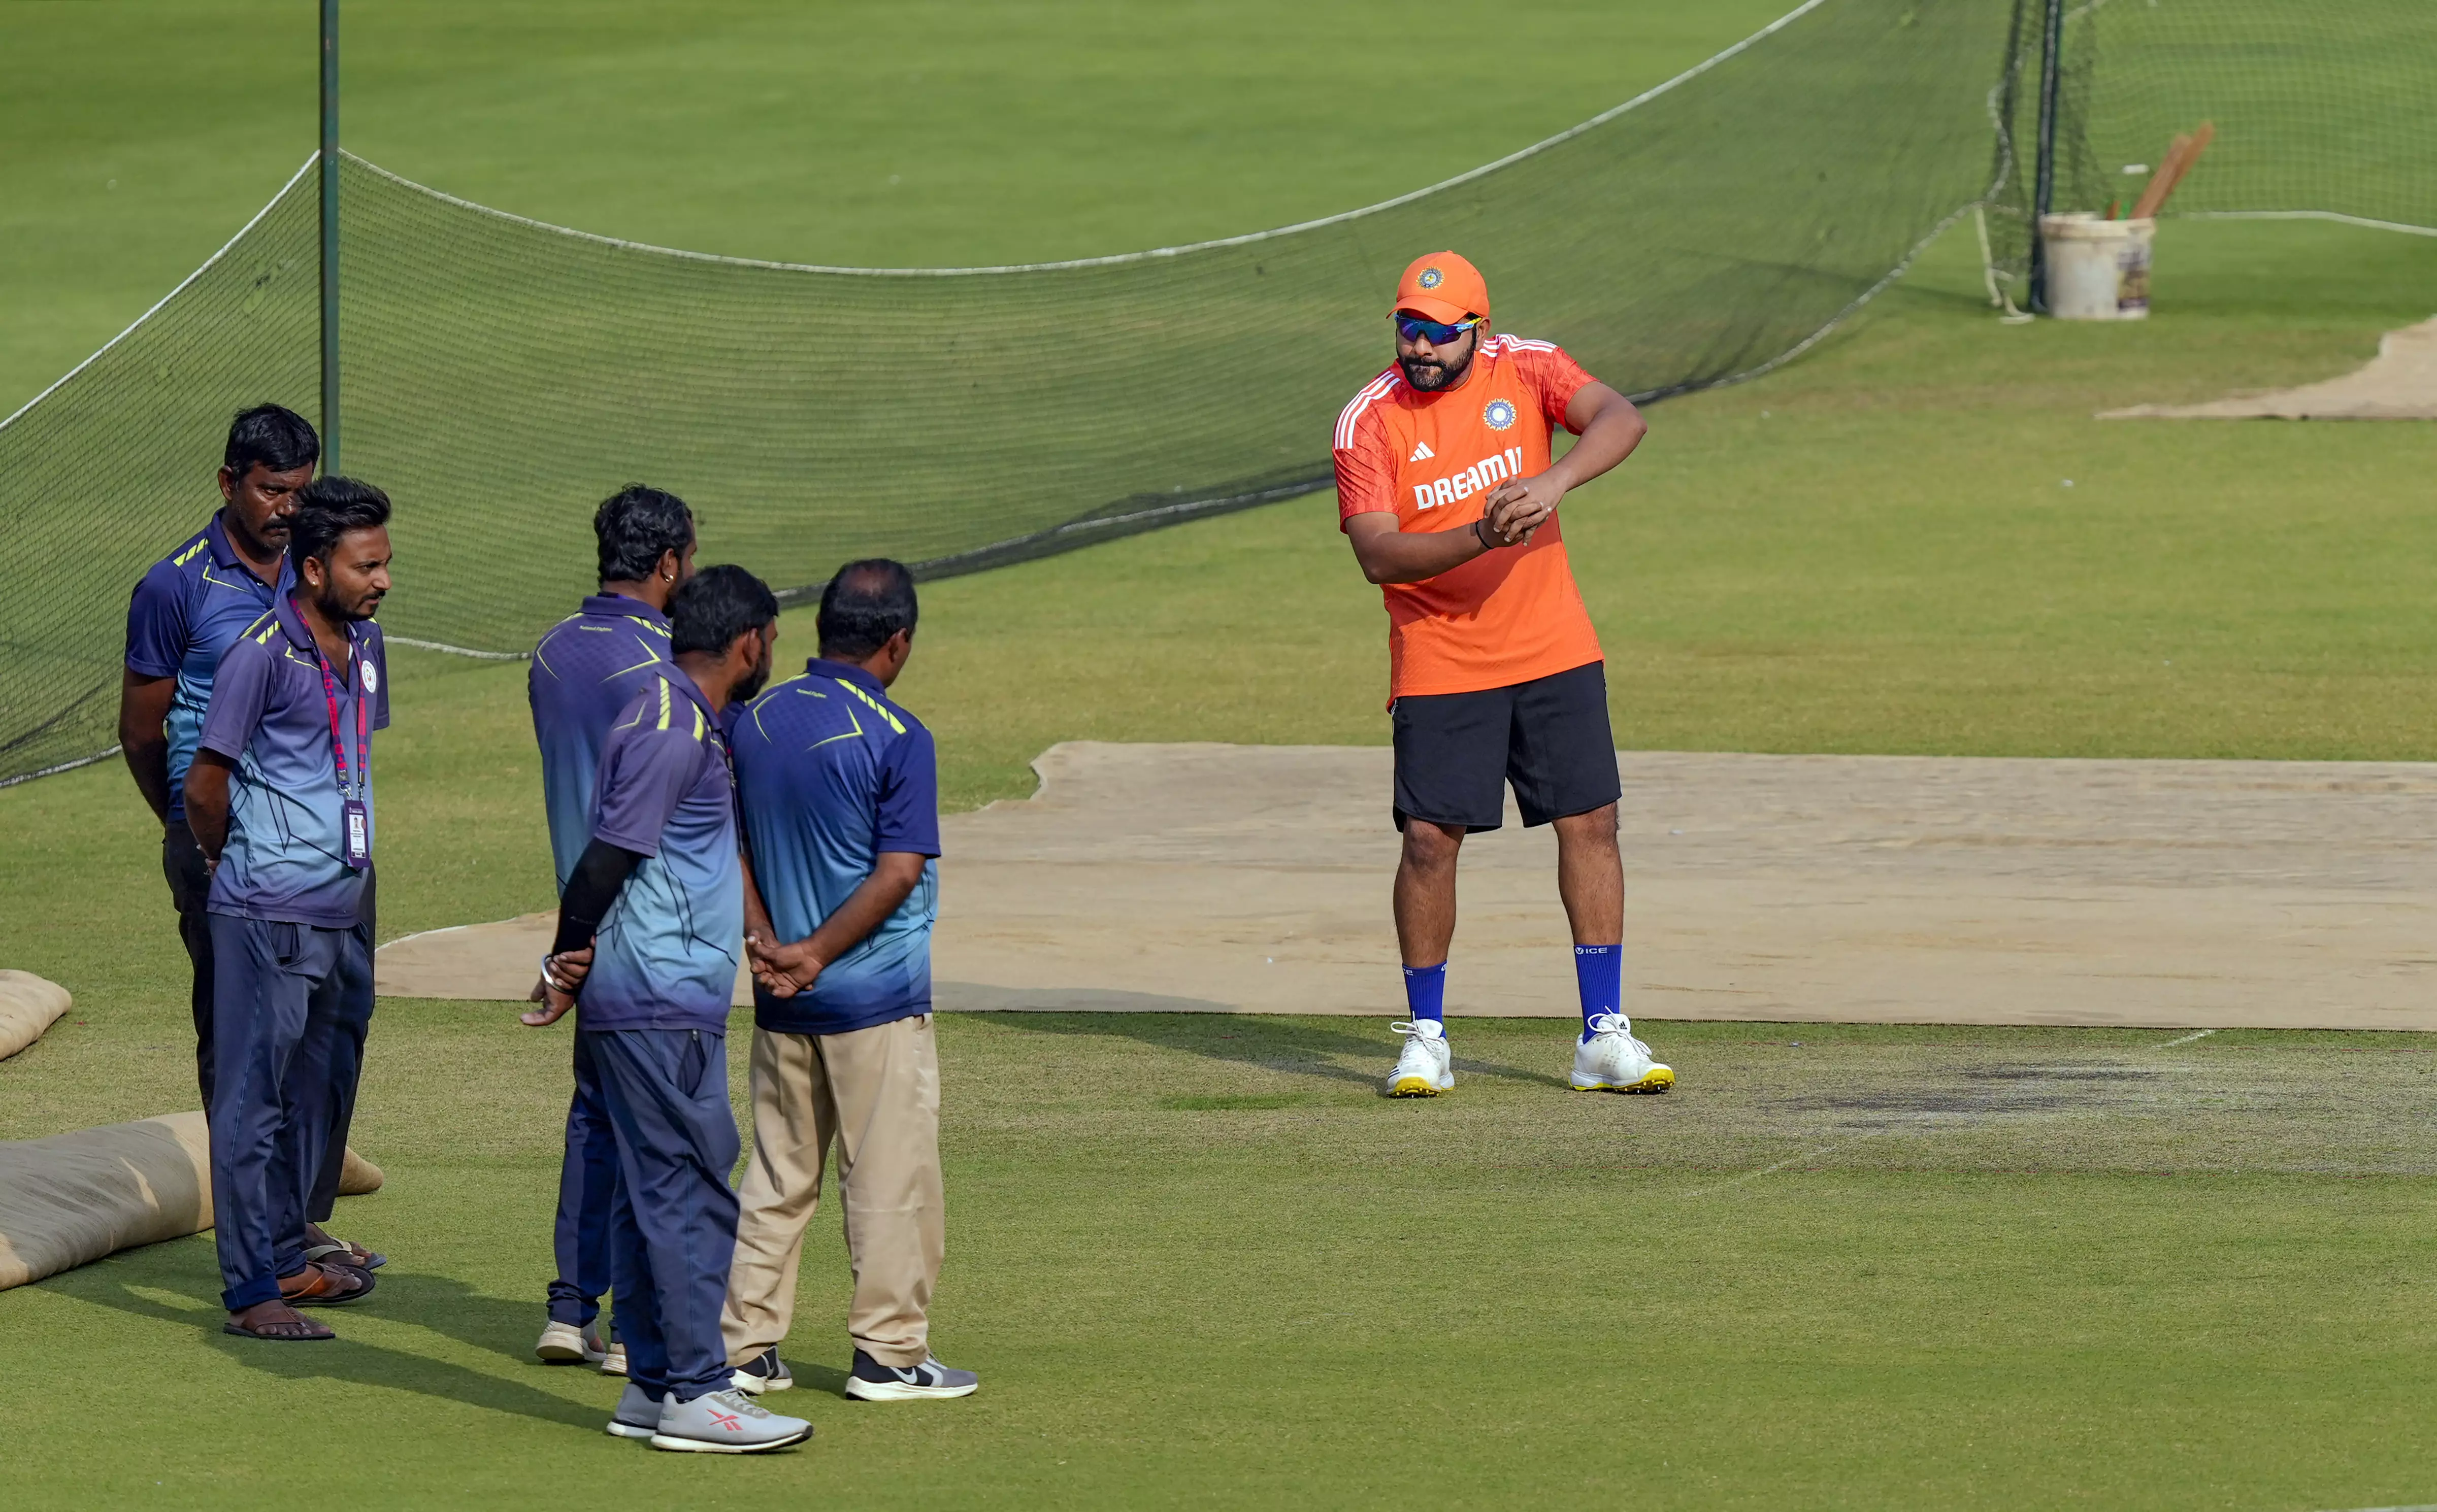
[1391,660,1622,832]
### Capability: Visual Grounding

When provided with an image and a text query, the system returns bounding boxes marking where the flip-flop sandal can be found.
[304,1239,387,1271]
[282,1261,378,1308]
[224,1313,336,1341]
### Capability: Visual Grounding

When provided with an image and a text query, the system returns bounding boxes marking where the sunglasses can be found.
[1394,313,1485,345]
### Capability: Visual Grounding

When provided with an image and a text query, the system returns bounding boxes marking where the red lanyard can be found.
[295,599,369,799]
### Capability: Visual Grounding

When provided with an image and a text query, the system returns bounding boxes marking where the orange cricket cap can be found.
[1393,251,1489,325]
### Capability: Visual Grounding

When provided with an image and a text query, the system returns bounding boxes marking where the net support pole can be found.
[318,0,340,471]
[2027,0,2064,314]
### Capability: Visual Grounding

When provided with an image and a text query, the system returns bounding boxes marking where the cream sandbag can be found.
[0,970,72,1060]
[0,1110,384,1292]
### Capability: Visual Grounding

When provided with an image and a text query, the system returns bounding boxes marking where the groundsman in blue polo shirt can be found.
[526,565,812,1454]
[121,405,314,1095]
[524,484,697,1372]
[718,559,979,1403]
[184,478,393,1341]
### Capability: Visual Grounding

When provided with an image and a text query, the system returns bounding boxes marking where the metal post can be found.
[319,0,340,471]
[2028,0,2065,314]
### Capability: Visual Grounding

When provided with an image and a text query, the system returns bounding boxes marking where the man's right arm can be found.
[524,706,693,1026]
[1344,512,1519,585]
[1336,412,1527,586]
[120,564,188,825]
[119,672,177,824]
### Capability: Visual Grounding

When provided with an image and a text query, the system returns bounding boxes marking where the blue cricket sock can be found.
[1401,962,1446,1027]
[1574,944,1622,1040]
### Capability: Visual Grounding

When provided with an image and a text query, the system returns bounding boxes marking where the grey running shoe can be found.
[605,1383,661,1440]
[649,1388,812,1453]
[729,1348,793,1395]
[844,1349,979,1401]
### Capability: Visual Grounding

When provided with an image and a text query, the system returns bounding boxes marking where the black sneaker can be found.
[728,1348,793,1395]
[844,1348,978,1401]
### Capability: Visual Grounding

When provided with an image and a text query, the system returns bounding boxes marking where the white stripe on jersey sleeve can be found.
[1333,369,1401,451]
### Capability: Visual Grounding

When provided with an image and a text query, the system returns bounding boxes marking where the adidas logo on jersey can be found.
[1408,442,1435,462]
[1412,446,1526,510]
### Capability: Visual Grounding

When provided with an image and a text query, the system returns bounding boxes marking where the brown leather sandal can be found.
[280,1260,377,1308]
[224,1301,336,1341]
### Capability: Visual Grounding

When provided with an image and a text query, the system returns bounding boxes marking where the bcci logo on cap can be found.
[1418,266,1444,290]
[1483,398,1517,431]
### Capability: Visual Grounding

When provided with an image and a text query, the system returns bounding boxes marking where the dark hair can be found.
[670,564,779,658]
[816,559,918,659]
[223,403,320,479]
[288,476,392,570]
[594,484,695,584]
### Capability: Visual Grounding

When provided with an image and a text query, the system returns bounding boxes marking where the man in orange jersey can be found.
[1333,250,1674,1099]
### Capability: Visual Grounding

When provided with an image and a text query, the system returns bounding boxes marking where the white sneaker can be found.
[536,1319,609,1365]
[649,1388,812,1453]
[599,1339,628,1377]
[1571,1013,1674,1093]
[1386,1019,1454,1097]
[605,1382,661,1439]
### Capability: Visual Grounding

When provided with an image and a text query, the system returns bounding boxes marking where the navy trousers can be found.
[174,833,366,1229]
[588,1027,739,1401]
[547,1030,619,1329]
[207,914,374,1310]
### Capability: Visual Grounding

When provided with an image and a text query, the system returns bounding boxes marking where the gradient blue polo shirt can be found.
[578,673,742,1034]
[529,594,675,890]
[728,658,940,1037]
[124,514,290,821]
[195,594,388,930]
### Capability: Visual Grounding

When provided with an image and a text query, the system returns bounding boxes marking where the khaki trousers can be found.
[721,1013,944,1369]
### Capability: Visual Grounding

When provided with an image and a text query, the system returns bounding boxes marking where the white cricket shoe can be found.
[1386,1019,1454,1097]
[600,1339,628,1377]
[649,1388,812,1453]
[1571,1013,1675,1093]
[535,1319,609,1365]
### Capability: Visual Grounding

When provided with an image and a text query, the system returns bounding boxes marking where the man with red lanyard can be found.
[1333,251,1675,1098]
[185,479,394,1339]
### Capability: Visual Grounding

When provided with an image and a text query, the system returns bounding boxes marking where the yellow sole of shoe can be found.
[1572,1068,1676,1094]
[1387,1078,1443,1097]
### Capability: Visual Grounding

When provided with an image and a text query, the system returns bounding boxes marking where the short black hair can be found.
[288,476,392,571]
[594,484,695,584]
[223,403,320,479]
[816,559,918,659]
[671,564,778,658]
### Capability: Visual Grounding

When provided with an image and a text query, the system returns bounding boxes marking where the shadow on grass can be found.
[966,1010,1570,1092]
[37,1238,609,1431]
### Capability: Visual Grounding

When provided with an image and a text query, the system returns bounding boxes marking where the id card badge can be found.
[342,798,371,869]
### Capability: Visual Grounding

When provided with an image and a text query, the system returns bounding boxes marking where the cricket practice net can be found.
[1,0,2426,784]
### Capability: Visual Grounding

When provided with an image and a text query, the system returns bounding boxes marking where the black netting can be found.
[15,0,2423,784]
[1982,0,2437,305]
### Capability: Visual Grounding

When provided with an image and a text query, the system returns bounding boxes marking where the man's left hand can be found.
[1484,473,1564,544]
[520,946,592,1027]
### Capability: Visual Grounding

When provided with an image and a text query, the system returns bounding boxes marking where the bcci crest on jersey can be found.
[1483,398,1518,431]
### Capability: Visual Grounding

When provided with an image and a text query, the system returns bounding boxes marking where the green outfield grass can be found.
[7,1010,2437,1510]
[6,1,2437,1507]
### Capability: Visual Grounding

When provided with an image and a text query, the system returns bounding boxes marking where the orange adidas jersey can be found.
[1333,334,1604,701]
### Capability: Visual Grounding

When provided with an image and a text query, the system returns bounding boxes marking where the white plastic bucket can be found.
[2039,213,2155,320]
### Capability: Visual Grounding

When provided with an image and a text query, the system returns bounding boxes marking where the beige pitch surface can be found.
[2102,314,2437,421]
[375,743,2437,1030]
